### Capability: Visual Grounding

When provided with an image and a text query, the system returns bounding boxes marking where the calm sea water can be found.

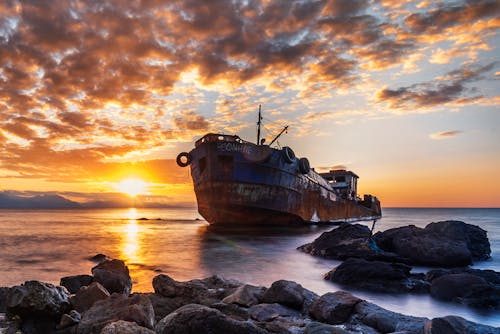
[0,207,498,326]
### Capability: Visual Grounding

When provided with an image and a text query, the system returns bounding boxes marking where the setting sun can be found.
[115,178,149,197]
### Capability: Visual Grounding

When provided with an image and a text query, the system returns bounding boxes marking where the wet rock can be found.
[60,275,94,294]
[354,300,429,334]
[430,273,500,309]
[248,303,300,322]
[305,322,354,334]
[76,294,154,334]
[6,280,70,319]
[99,320,156,334]
[260,280,318,312]
[70,282,110,313]
[89,253,109,263]
[223,284,267,307]
[152,274,241,305]
[0,287,8,312]
[154,303,267,334]
[91,259,132,295]
[309,291,361,325]
[425,220,491,261]
[372,221,491,267]
[58,310,81,329]
[425,315,500,334]
[210,301,249,321]
[325,258,430,293]
[426,267,500,285]
[298,223,407,263]
[143,293,187,323]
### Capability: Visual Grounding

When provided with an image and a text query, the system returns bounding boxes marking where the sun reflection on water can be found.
[122,208,140,263]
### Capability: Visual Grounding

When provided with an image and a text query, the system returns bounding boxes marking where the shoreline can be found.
[1,258,499,334]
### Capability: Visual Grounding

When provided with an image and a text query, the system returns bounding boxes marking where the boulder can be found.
[248,303,300,322]
[354,300,429,334]
[298,223,407,263]
[89,253,109,263]
[76,293,154,334]
[425,220,491,261]
[6,280,70,319]
[372,221,491,267]
[143,293,187,323]
[305,322,355,334]
[92,259,132,295]
[430,273,500,308]
[210,302,249,321]
[425,315,500,334]
[99,320,156,334]
[60,275,94,294]
[154,303,267,334]
[260,280,318,312]
[309,291,361,325]
[426,267,500,285]
[152,274,241,305]
[325,258,430,293]
[222,284,267,307]
[70,282,110,313]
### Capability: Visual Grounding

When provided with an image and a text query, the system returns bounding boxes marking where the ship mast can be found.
[257,104,262,145]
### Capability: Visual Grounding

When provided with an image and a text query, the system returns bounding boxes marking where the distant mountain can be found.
[0,192,82,209]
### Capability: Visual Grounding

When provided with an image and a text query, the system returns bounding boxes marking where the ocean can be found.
[0,207,498,326]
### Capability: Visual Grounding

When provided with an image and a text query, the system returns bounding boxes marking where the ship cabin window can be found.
[335,176,346,183]
[199,157,207,173]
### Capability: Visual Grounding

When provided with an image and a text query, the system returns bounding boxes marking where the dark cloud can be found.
[404,0,499,34]
[376,63,497,109]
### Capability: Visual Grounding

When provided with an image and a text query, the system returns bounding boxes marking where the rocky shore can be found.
[1,253,499,334]
[298,220,500,310]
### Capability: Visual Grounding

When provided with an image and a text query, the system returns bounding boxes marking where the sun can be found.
[115,178,148,197]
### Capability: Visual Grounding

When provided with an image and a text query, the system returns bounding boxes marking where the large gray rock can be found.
[60,275,94,294]
[425,220,491,261]
[298,223,406,263]
[99,320,156,334]
[325,258,429,293]
[70,282,110,313]
[430,273,500,309]
[354,300,429,334]
[309,291,361,325]
[6,280,70,319]
[155,304,267,334]
[248,303,300,322]
[373,221,491,267]
[92,259,132,295]
[152,274,241,305]
[305,322,355,334]
[223,284,267,307]
[76,293,154,334]
[426,315,500,334]
[260,280,318,312]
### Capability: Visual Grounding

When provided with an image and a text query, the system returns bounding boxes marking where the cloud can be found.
[429,130,462,140]
[0,0,499,187]
[375,63,497,109]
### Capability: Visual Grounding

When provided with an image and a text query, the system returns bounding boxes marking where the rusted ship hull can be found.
[180,134,381,225]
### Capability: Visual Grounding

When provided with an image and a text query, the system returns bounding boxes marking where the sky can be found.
[0,0,499,208]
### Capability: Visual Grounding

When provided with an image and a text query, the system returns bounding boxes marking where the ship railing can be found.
[195,133,253,147]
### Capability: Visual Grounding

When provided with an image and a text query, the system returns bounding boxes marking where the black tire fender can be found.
[282,146,296,164]
[299,157,310,174]
[176,152,192,167]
